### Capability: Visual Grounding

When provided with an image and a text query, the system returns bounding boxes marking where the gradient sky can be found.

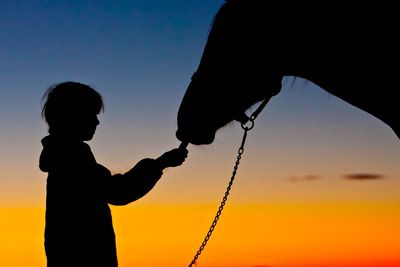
[1,1,399,267]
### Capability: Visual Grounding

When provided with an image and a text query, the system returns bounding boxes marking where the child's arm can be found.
[103,147,188,205]
[155,147,188,169]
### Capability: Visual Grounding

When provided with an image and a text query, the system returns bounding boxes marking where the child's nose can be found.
[95,116,100,125]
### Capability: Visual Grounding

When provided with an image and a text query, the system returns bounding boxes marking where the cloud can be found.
[344,173,384,180]
[304,175,320,180]
[288,175,321,182]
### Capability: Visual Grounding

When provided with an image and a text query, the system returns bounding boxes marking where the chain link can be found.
[188,121,253,267]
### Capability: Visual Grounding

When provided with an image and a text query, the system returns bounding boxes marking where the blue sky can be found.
[0,0,221,105]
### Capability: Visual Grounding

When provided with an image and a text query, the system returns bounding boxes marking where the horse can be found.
[176,0,399,145]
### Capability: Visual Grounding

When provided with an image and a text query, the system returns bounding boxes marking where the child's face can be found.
[74,112,100,141]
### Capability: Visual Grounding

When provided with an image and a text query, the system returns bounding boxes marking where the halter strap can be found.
[235,96,271,124]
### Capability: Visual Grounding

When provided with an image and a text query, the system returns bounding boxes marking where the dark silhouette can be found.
[39,81,188,267]
[176,0,398,145]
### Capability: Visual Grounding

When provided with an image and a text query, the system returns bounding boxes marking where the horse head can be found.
[176,1,283,145]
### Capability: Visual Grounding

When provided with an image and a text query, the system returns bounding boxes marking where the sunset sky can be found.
[1,1,399,267]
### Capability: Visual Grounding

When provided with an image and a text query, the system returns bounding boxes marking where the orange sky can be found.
[1,202,400,267]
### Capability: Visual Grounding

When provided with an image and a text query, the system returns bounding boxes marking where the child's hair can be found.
[41,81,104,131]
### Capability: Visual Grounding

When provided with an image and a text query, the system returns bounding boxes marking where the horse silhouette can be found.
[176,0,398,145]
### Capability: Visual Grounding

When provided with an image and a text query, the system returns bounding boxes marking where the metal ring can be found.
[241,119,254,130]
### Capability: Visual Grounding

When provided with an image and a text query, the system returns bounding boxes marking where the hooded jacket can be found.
[39,135,163,267]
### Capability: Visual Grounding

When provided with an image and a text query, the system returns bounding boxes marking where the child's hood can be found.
[39,135,90,172]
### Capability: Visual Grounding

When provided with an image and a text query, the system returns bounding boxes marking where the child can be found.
[39,81,188,267]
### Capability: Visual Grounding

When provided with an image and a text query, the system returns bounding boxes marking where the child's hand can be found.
[156,147,188,169]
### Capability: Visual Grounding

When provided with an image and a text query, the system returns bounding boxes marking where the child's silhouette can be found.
[39,81,188,267]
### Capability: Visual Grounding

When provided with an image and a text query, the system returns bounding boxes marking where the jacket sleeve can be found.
[100,158,163,206]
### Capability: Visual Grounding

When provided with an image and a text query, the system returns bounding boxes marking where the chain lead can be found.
[188,124,252,267]
[187,96,267,267]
